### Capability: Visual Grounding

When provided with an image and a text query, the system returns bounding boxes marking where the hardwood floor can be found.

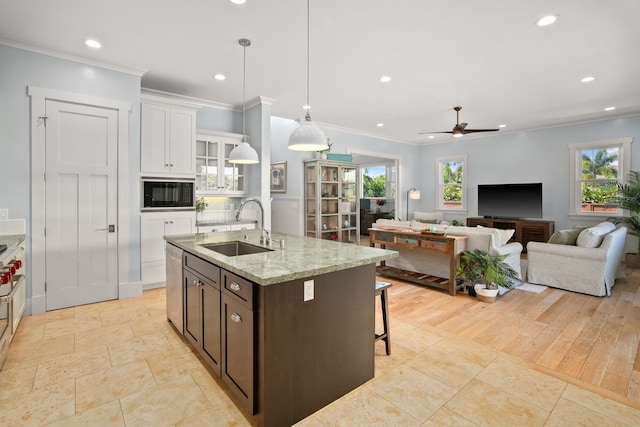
[380,261,640,407]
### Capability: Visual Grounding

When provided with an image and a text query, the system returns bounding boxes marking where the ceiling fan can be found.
[420,106,499,138]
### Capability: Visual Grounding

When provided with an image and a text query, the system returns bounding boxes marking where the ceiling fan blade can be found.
[463,128,500,133]
[458,123,468,130]
[419,131,454,134]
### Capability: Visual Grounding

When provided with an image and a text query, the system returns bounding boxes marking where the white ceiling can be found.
[2,0,640,144]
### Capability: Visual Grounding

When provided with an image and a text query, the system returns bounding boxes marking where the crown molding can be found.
[0,37,147,77]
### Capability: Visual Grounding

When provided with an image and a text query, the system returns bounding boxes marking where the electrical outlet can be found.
[0,209,8,220]
[304,280,314,301]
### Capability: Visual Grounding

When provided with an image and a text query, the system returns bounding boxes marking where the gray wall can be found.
[3,42,639,304]
[419,115,640,230]
[0,44,142,297]
[269,116,422,211]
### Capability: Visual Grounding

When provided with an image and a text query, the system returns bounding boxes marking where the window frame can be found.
[568,137,632,218]
[435,154,467,212]
[360,163,396,200]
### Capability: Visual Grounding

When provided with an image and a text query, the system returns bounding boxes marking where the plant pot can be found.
[466,284,476,297]
[474,284,499,303]
[626,253,640,268]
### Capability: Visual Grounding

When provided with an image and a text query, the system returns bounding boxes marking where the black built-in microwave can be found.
[141,178,195,211]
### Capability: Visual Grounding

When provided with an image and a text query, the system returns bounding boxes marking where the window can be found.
[436,155,467,210]
[569,137,632,216]
[361,164,396,199]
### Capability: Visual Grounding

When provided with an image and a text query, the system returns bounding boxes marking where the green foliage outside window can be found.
[581,148,618,203]
[363,173,386,197]
[443,162,463,202]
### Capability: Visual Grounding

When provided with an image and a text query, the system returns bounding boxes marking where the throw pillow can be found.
[476,225,514,246]
[415,218,438,224]
[497,229,516,246]
[576,224,613,248]
[412,212,443,222]
[548,227,586,245]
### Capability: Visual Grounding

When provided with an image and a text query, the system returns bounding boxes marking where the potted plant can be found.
[607,170,640,267]
[195,197,208,222]
[456,248,519,302]
[317,138,332,159]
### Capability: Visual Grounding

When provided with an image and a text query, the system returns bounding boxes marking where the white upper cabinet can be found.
[141,95,198,177]
[196,130,248,196]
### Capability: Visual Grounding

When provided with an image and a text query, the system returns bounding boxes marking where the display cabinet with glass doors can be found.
[195,130,248,196]
[304,160,360,243]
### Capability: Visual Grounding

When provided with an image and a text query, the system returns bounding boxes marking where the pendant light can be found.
[288,0,328,151]
[229,38,259,164]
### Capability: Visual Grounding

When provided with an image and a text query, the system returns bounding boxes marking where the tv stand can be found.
[466,217,554,252]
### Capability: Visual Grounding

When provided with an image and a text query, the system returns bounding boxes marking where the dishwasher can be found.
[165,243,184,334]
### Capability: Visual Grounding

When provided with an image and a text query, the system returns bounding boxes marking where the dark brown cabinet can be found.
[175,248,377,426]
[221,290,254,412]
[360,212,387,235]
[183,253,222,375]
[183,253,255,413]
[466,217,554,252]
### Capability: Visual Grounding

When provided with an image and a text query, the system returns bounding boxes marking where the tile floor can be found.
[1,287,640,426]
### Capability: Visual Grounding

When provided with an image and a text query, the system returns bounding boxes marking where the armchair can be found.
[526,226,627,296]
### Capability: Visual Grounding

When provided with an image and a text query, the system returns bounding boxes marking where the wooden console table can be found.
[369,228,467,296]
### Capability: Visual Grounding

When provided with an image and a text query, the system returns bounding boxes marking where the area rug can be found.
[515,282,548,293]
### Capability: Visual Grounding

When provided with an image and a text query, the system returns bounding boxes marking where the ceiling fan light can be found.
[229,140,259,164]
[288,116,328,151]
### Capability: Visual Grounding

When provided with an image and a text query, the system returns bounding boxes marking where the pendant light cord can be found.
[306,0,311,121]
[242,41,247,140]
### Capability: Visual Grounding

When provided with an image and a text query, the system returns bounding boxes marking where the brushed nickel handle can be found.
[230,282,241,291]
[231,313,242,323]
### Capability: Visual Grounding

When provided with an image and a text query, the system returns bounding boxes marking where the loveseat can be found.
[526,222,627,296]
[371,216,523,282]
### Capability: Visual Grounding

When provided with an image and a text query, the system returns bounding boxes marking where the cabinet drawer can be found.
[184,253,220,287]
[222,270,253,308]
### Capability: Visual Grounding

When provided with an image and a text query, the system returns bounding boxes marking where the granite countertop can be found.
[165,230,397,286]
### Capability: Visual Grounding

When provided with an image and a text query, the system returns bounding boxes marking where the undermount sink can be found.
[200,241,273,257]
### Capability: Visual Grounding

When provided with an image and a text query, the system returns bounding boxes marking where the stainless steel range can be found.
[0,223,26,369]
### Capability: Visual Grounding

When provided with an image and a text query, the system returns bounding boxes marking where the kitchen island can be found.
[165,230,397,427]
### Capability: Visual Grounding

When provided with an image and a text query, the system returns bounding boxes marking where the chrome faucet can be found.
[236,198,270,245]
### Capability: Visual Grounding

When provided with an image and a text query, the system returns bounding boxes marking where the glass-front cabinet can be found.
[304,160,360,243]
[195,130,247,195]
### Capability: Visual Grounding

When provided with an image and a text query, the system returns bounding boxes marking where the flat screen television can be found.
[477,183,543,219]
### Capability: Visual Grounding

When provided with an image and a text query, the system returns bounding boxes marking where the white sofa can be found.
[526,223,627,296]
[372,218,523,281]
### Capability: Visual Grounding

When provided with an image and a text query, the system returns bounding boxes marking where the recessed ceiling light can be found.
[84,39,101,49]
[302,105,311,110]
[537,15,557,26]
[499,124,507,128]
[214,74,226,80]
[581,76,595,83]
[379,76,391,83]
[376,123,384,127]
[604,106,616,111]
[230,0,246,4]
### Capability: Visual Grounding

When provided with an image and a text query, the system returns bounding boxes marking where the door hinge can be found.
[39,116,48,126]
[44,281,47,291]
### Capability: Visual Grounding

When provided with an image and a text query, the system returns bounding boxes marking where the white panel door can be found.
[45,100,118,310]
